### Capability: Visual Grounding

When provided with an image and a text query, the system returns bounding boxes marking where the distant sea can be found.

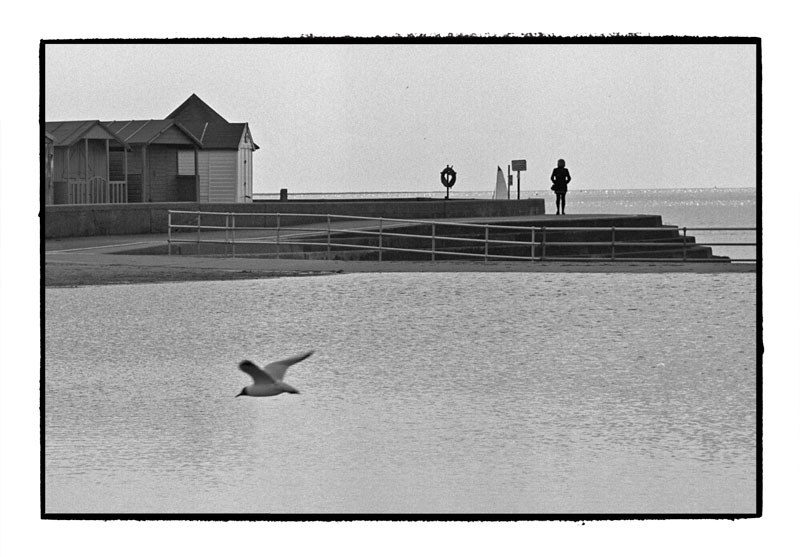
[254,188,758,260]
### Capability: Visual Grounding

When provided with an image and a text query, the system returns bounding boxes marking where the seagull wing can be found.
[238,360,276,385]
[263,351,314,381]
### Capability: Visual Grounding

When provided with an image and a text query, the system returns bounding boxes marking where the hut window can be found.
[177,150,196,175]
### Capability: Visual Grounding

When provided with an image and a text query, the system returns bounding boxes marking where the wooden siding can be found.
[198,152,210,203]
[238,146,253,202]
[237,129,254,202]
[147,145,196,202]
[247,148,253,201]
[208,152,237,203]
[127,174,143,203]
[52,140,108,181]
[115,149,143,202]
[177,149,196,175]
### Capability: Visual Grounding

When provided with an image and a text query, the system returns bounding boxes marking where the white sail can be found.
[493,166,508,200]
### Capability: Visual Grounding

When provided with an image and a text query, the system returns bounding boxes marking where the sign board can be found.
[511,159,527,171]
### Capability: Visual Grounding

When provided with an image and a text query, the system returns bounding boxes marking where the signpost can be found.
[511,159,526,200]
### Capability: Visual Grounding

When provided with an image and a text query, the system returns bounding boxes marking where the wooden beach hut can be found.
[166,94,259,203]
[46,119,203,204]
[45,120,132,205]
[102,119,202,203]
[45,94,257,204]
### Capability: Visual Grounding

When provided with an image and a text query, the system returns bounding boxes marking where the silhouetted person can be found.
[550,159,571,215]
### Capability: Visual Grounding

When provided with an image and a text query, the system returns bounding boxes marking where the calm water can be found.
[255,188,758,260]
[45,273,757,514]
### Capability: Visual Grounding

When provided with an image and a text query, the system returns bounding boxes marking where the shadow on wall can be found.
[44,199,545,238]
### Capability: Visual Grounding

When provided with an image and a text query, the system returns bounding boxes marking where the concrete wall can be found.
[44,198,545,239]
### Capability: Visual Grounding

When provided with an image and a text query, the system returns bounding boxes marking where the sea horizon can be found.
[254,185,756,199]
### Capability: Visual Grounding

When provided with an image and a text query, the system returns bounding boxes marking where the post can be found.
[542,227,547,261]
[431,223,436,261]
[507,165,511,200]
[531,226,536,261]
[66,146,71,203]
[123,147,128,203]
[197,213,201,254]
[485,225,489,262]
[611,227,616,261]
[231,214,236,258]
[84,138,89,199]
[517,170,521,200]
[194,147,200,202]
[225,213,230,257]
[276,214,281,259]
[327,214,331,260]
[105,139,110,203]
[683,227,687,261]
[142,145,148,202]
[379,218,383,262]
[167,211,172,256]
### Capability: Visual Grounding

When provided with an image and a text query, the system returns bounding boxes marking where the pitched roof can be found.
[168,94,259,150]
[166,94,228,137]
[197,122,244,149]
[45,120,130,148]
[102,119,201,146]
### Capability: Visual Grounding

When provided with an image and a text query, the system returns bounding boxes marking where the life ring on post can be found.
[440,165,457,189]
[440,165,457,199]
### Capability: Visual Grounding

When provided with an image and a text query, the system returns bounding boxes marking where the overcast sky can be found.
[44,41,756,195]
[3,7,800,555]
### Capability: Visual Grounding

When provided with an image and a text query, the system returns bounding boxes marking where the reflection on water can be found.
[45,273,757,513]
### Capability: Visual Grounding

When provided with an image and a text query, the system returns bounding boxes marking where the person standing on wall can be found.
[550,159,571,215]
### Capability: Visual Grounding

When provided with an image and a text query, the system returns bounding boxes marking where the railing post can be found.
[542,227,547,261]
[231,213,236,258]
[531,226,536,261]
[611,226,616,261]
[167,211,172,256]
[431,223,436,261]
[327,214,331,260]
[379,218,383,262]
[484,225,489,263]
[225,213,230,257]
[683,227,687,261]
[197,213,201,255]
[276,213,281,259]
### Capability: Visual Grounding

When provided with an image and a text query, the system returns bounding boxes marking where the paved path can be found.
[44,215,755,287]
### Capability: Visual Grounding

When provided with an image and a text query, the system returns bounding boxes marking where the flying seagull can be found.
[236,351,314,397]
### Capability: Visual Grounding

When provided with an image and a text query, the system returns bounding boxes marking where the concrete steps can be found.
[273,215,728,262]
[142,214,729,262]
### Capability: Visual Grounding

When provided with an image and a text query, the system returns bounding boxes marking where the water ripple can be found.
[45,272,756,513]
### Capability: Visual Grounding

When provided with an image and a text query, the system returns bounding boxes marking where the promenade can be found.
[44,224,755,288]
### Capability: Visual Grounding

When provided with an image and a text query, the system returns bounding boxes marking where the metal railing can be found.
[167,210,757,263]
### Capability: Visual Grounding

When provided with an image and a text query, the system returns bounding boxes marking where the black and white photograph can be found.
[1,7,798,557]
[40,38,760,517]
